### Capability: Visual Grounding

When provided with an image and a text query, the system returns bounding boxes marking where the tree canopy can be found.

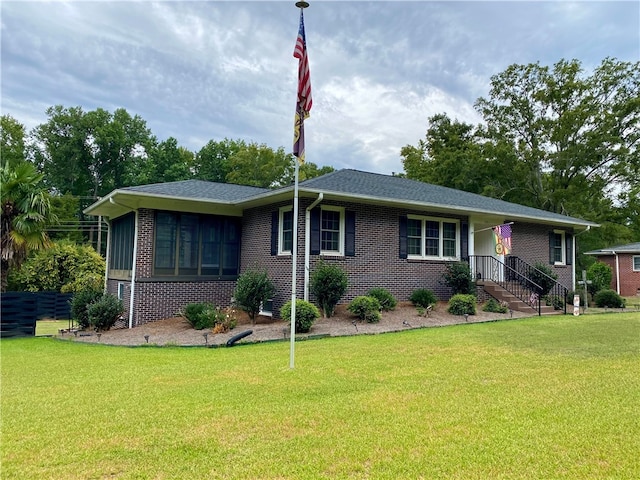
[402,58,640,260]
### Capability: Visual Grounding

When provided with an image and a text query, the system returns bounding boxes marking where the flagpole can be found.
[290,0,310,369]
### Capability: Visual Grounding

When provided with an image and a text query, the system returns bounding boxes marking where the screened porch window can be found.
[154,211,240,278]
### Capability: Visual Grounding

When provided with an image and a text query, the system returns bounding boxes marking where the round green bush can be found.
[182,302,223,330]
[348,296,382,323]
[367,287,397,311]
[71,289,103,329]
[482,298,508,314]
[442,262,475,295]
[234,269,275,323]
[87,294,124,331]
[530,263,558,296]
[593,289,625,308]
[281,300,320,333]
[410,288,437,308]
[310,261,348,318]
[447,294,477,316]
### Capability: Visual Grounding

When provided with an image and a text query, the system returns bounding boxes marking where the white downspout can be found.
[304,193,323,301]
[613,251,620,295]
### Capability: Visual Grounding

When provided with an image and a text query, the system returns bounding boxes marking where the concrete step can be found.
[482,282,561,315]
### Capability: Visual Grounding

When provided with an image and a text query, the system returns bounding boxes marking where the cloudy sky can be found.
[2,1,638,175]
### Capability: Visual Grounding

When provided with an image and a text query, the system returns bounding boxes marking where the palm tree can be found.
[1,162,55,291]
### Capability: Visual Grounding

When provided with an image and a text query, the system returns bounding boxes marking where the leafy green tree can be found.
[134,137,193,185]
[1,162,56,291]
[193,138,246,183]
[0,115,26,168]
[226,142,294,188]
[32,106,153,196]
[586,262,612,295]
[9,240,104,293]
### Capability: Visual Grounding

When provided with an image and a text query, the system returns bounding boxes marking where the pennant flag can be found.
[293,9,312,163]
[493,223,512,255]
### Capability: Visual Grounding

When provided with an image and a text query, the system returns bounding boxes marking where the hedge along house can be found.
[85,169,598,327]
[585,242,640,297]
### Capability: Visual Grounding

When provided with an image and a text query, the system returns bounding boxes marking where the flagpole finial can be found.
[295,1,309,8]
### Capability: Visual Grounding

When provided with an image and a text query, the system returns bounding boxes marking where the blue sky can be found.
[2,1,638,175]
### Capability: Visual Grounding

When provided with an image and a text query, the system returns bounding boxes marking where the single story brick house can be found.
[585,242,640,297]
[85,169,597,327]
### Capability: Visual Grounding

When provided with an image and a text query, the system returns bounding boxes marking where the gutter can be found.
[304,193,323,300]
[613,251,620,295]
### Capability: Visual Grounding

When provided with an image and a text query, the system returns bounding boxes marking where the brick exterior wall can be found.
[106,206,581,326]
[595,254,640,297]
[510,222,574,289]
[242,198,468,318]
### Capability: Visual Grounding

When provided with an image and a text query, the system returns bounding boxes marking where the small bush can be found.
[281,300,320,333]
[545,294,565,311]
[442,262,475,295]
[410,288,437,308]
[447,294,477,316]
[529,263,558,296]
[483,298,508,314]
[310,261,348,318]
[587,262,612,295]
[367,287,397,311]
[594,289,625,308]
[87,294,124,331]
[234,269,275,324]
[71,289,103,329]
[182,302,224,330]
[348,296,382,323]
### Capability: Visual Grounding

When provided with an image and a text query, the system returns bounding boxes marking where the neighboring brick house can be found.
[585,243,640,297]
[85,169,597,327]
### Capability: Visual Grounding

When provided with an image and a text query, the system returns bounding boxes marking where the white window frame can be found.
[278,206,293,256]
[407,215,460,261]
[633,255,640,272]
[552,230,566,265]
[321,206,345,256]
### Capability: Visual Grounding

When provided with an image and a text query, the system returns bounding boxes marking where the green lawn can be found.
[2,313,639,479]
[35,319,71,336]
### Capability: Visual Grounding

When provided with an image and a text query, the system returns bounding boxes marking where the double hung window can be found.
[406,216,459,260]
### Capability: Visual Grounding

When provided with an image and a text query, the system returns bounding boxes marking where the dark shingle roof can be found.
[299,169,595,226]
[122,180,269,202]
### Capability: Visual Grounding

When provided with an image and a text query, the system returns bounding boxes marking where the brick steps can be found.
[482,282,558,315]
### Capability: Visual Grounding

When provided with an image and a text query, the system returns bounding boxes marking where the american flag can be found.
[293,9,311,162]
[493,223,513,254]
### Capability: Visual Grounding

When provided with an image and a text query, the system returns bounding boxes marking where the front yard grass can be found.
[2,313,639,479]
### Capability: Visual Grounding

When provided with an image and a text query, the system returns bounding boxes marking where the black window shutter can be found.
[566,233,573,265]
[345,210,355,257]
[310,207,320,255]
[270,211,278,256]
[549,231,555,264]
[461,221,469,259]
[399,215,408,259]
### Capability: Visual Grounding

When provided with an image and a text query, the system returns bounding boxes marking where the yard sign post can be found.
[290,0,311,369]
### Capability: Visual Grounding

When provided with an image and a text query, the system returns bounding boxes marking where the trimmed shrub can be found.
[483,298,508,314]
[447,294,477,316]
[594,289,625,308]
[442,262,475,295]
[71,288,103,329]
[529,263,558,296]
[182,302,224,330]
[410,288,437,308]
[234,269,275,324]
[587,262,612,295]
[367,287,397,311]
[348,296,382,323]
[87,294,124,331]
[281,300,320,333]
[310,261,348,318]
[545,295,565,311]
